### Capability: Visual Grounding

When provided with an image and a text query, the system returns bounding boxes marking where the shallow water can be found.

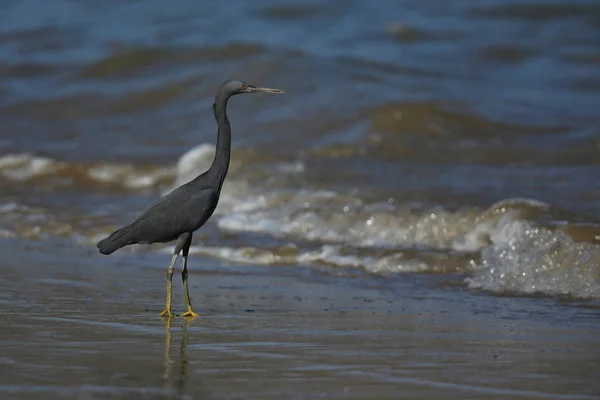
[1,0,600,398]
[1,240,599,399]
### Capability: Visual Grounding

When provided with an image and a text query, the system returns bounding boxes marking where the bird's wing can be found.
[126,186,219,243]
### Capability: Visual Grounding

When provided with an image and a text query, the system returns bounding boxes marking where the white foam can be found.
[0,152,177,189]
[0,202,25,213]
[297,245,365,268]
[156,242,433,273]
[0,201,73,240]
[275,160,305,174]
[159,243,298,265]
[452,211,519,252]
[0,229,17,238]
[173,143,215,187]
[0,153,58,180]
[88,164,173,189]
[466,219,600,298]
[217,194,484,250]
[366,255,431,274]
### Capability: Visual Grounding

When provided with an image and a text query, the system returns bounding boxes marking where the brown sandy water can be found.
[1,0,600,398]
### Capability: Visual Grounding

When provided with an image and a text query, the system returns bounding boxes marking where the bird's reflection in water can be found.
[163,316,194,395]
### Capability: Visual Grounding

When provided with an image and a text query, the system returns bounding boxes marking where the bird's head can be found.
[220,79,285,97]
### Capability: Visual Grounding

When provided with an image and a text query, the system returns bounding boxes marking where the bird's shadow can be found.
[162,316,200,397]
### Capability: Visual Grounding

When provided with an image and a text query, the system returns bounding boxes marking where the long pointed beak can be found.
[248,86,285,94]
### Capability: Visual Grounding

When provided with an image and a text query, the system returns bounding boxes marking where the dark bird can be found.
[96,79,284,318]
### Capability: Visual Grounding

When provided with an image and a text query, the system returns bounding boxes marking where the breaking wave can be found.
[1,148,599,299]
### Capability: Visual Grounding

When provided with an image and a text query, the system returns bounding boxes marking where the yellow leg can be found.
[180,254,199,318]
[159,254,178,318]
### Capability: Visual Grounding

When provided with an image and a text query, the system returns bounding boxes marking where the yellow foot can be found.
[181,309,200,318]
[159,308,175,318]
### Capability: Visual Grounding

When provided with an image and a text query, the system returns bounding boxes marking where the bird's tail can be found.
[97,224,136,255]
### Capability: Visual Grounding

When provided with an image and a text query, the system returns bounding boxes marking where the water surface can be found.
[1,0,599,398]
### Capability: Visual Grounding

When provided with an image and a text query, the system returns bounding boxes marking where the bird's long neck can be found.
[208,94,232,190]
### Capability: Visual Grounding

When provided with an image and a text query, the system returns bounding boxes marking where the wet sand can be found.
[1,239,598,400]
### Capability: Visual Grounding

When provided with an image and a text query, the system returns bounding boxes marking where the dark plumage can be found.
[97,186,218,255]
[97,79,284,318]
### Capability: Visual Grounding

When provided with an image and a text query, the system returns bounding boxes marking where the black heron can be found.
[96,79,285,318]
